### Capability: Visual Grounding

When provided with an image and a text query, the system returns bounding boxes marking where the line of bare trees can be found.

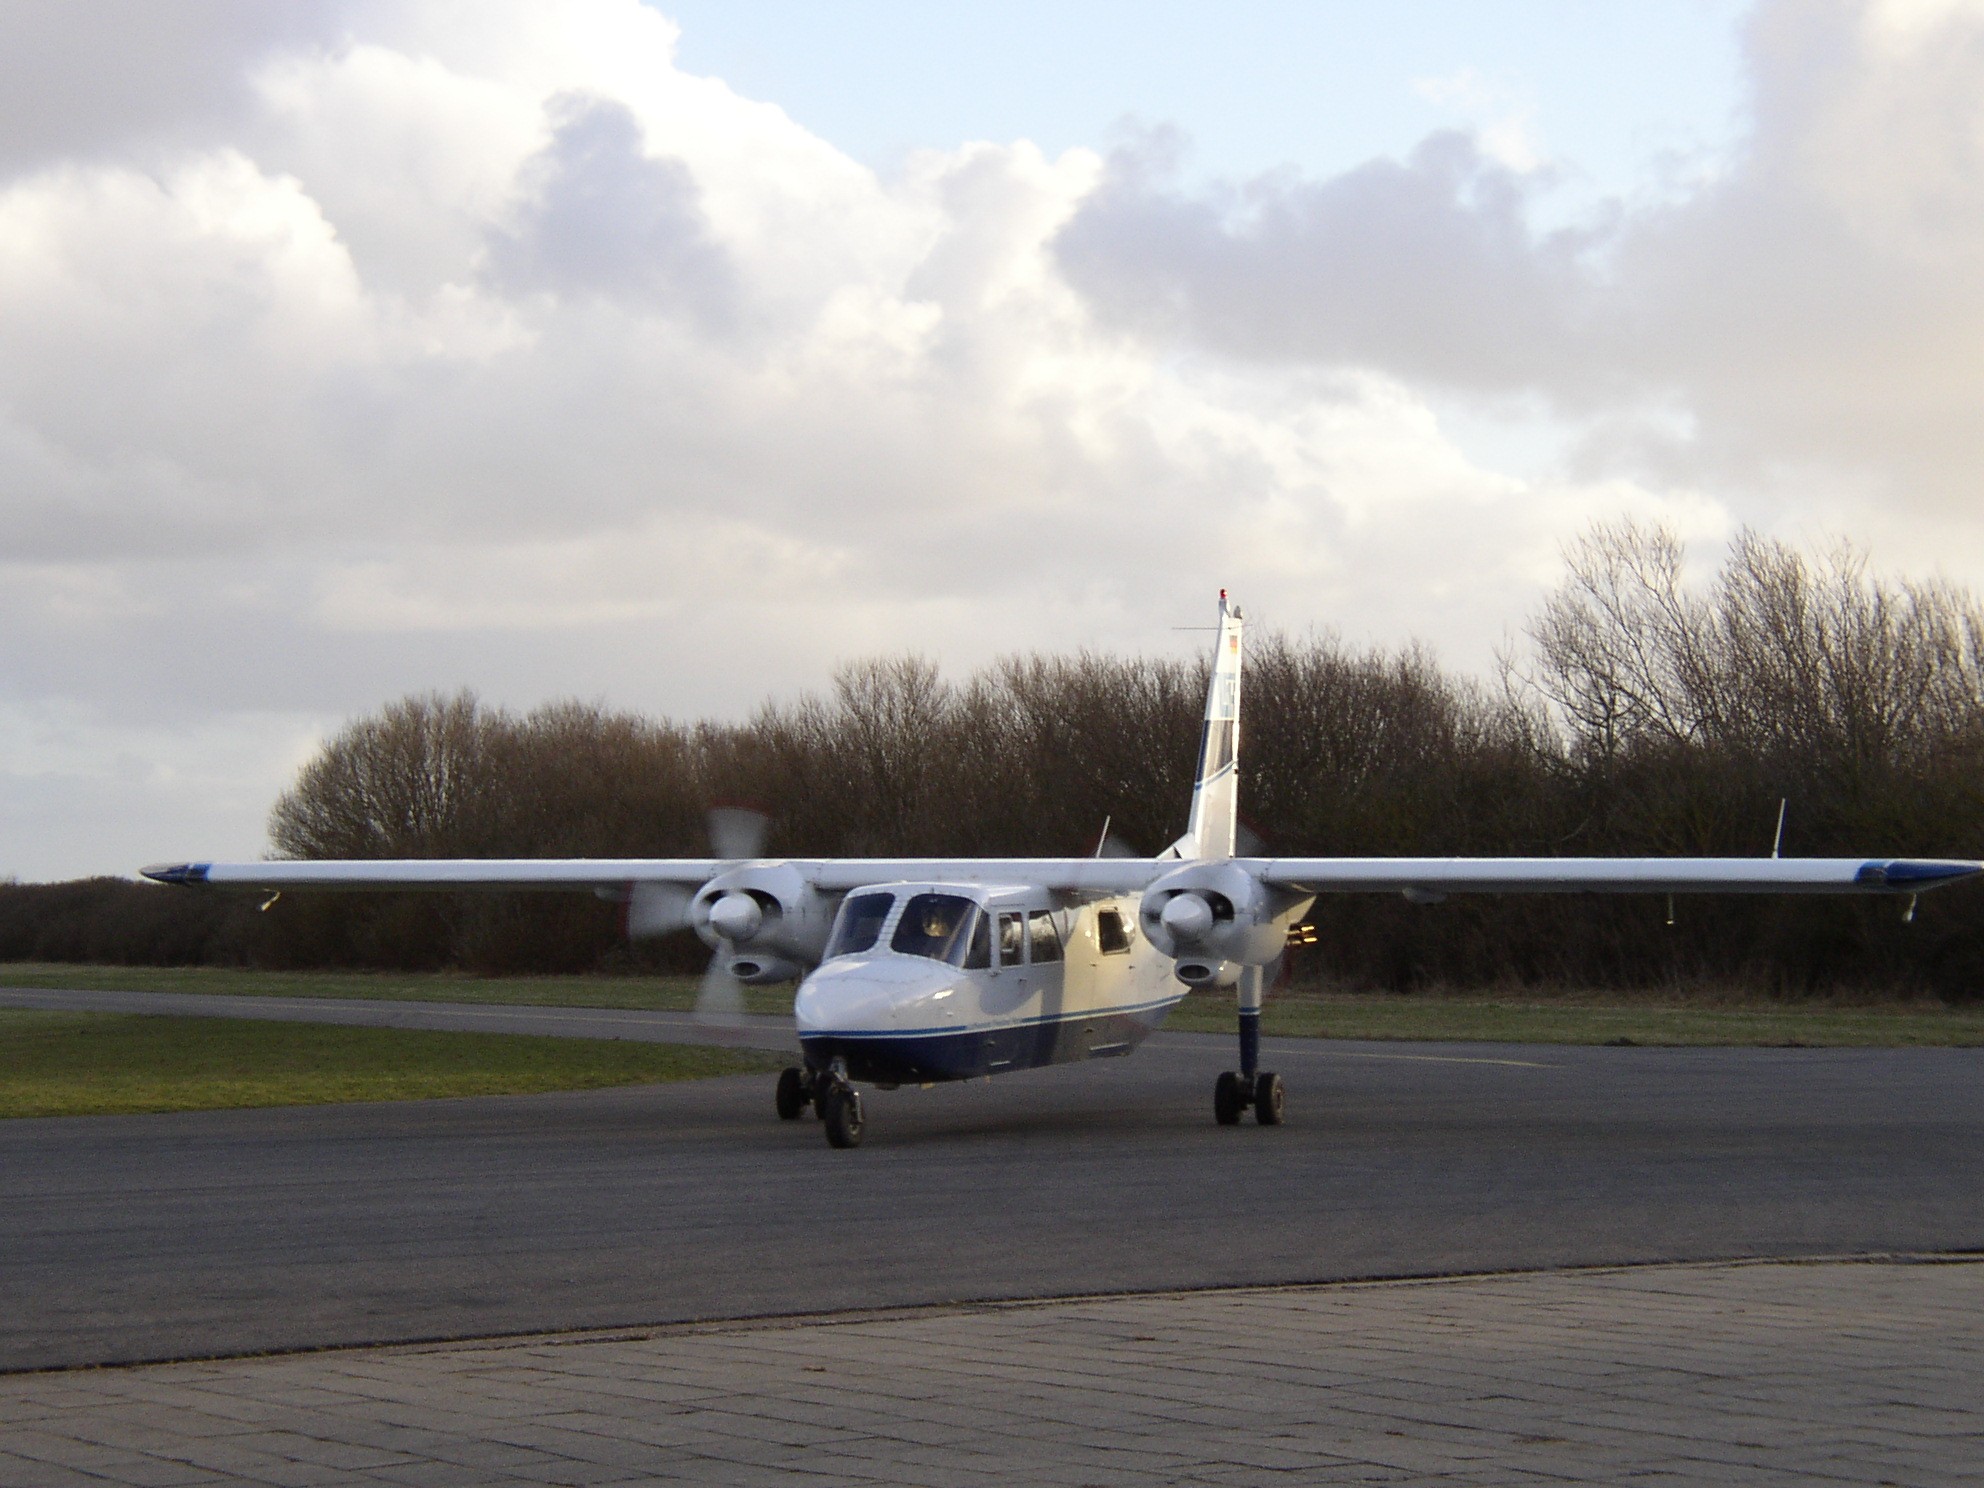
[7,521,1982,996]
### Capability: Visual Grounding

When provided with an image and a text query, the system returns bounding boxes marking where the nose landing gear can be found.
[820,1083,865,1147]
[774,1067,809,1120]
[778,1059,865,1147]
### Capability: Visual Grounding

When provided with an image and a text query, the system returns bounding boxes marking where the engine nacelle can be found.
[690,863,836,966]
[1172,958,1240,989]
[725,954,804,985]
[1138,861,1293,967]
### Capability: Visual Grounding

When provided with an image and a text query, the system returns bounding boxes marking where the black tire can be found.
[775,1067,807,1121]
[1214,1070,1246,1125]
[1254,1071,1285,1126]
[822,1086,865,1148]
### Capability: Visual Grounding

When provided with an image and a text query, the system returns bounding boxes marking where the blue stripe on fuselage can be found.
[801,995,1181,1083]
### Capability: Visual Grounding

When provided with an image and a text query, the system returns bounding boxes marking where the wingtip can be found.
[1855,859,1984,889]
[141,862,210,886]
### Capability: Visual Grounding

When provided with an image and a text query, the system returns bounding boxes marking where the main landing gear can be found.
[1214,967,1284,1126]
[776,1060,865,1148]
[1214,1068,1284,1125]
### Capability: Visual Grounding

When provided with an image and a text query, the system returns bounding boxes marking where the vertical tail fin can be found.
[1170,591,1244,860]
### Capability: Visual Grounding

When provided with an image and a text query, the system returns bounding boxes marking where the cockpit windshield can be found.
[890,893,988,968]
[825,892,894,959]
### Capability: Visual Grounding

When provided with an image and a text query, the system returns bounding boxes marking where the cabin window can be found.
[1096,909,1131,954]
[1028,910,1062,963]
[891,893,984,967]
[997,912,1026,967]
[826,892,894,958]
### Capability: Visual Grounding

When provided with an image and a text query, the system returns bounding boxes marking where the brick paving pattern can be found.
[3,1258,1979,1486]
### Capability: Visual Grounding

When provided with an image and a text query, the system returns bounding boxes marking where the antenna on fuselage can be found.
[1771,798,1788,859]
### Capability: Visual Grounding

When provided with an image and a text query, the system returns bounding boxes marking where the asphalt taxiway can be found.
[4,985,1981,1374]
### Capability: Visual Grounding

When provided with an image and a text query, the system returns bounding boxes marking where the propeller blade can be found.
[695,948,746,1027]
[1097,830,1143,860]
[626,881,697,939]
[708,806,770,861]
[1235,821,1268,858]
[1093,814,1143,859]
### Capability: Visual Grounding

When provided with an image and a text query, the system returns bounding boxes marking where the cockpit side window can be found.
[890,893,984,967]
[1028,910,1062,963]
[826,892,894,959]
[1096,909,1131,954]
[964,912,991,970]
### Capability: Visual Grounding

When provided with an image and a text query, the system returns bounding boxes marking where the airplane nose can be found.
[795,958,960,1035]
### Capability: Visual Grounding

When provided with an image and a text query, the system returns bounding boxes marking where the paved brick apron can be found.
[4,1257,1980,1486]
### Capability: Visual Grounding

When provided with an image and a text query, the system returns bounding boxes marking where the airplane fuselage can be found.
[793,882,1185,1085]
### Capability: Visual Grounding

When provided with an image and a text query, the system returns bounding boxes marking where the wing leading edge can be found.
[143,854,1981,898]
[140,857,1162,896]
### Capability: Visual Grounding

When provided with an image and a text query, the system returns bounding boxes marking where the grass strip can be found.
[1167,990,1984,1046]
[0,1008,786,1119]
[0,961,788,1012]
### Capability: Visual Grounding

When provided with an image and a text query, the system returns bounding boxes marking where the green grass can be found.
[8,962,1984,1047]
[0,1008,786,1119]
[0,961,791,1015]
[1165,989,1984,1047]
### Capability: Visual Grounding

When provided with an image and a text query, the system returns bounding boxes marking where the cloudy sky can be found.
[4,0,1983,880]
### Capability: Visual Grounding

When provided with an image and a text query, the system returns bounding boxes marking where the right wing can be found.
[142,859,727,891]
[141,856,1164,896]
[1254,856,1982,896]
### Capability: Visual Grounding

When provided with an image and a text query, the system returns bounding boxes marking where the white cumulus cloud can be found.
[0,0,1972,877]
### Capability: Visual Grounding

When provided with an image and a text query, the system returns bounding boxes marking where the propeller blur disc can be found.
[626,881,696,939]
[694,950,747,1027]
[708,806,770,861]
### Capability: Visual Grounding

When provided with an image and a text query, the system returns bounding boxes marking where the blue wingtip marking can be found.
[142,863,210,886]
[1857,859,1982,889]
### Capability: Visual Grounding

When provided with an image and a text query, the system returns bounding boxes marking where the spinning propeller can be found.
[695,807,771,1026]
[624,806,771,1027]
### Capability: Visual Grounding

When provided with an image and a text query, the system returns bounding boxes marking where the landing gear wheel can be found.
[1214,1070,1246,1125]
[822,1085,865,1148]
[775,1067,808,1121]
[1253,1071,1284,1126]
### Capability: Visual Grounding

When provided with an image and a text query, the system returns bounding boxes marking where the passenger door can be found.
[1021,908,1067,1066]
[982,910,1032,1017]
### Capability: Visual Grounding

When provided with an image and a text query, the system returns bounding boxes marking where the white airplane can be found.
[146,593,1982,1147]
